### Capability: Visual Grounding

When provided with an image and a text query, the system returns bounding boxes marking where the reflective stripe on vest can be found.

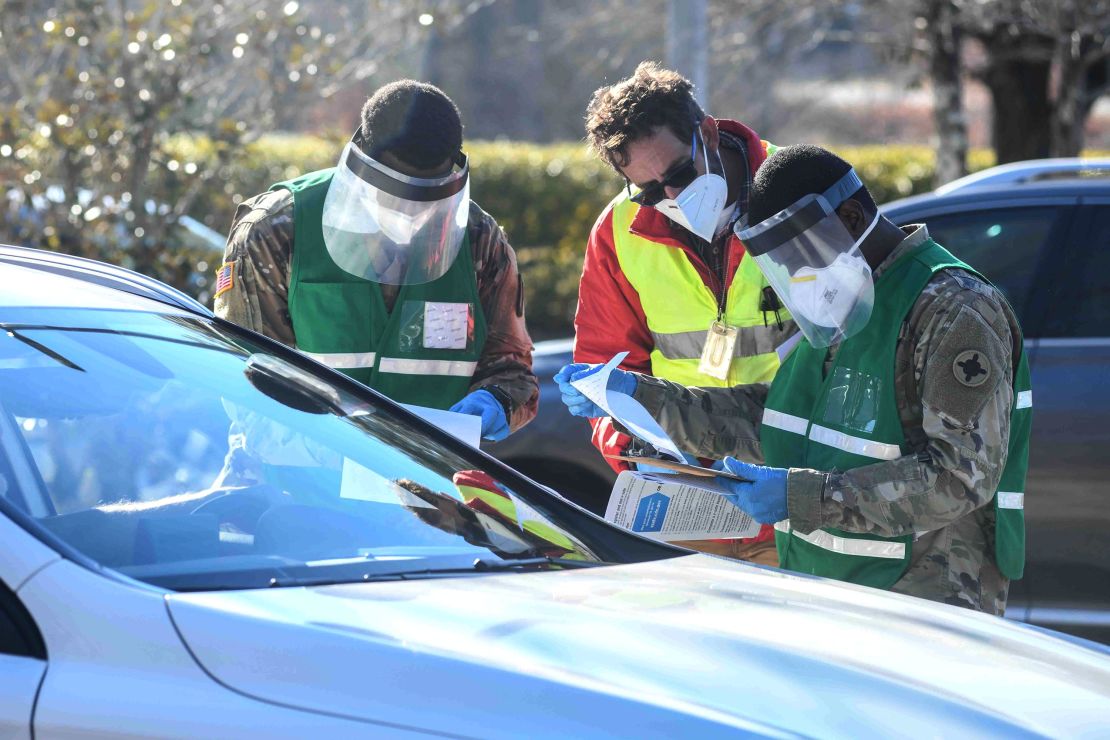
[1016,390,1032,409]
[761,408,808,435]
[609,195,793,388]
[808,424,903,461]
[997,491,1025,509]
[650,323,785,360]
[774,520,907,559]
[300,350,377,369]
[378,358,479,377]
[761,410,903,460]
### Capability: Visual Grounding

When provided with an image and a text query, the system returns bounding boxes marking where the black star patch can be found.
[953,350,991,387]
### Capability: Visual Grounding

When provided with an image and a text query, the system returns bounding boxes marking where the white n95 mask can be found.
[787,251,873,329]
[652,129,728,242]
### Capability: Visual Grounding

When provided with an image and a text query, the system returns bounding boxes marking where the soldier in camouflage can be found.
[559,145,1028,615]
[215,80,538,434]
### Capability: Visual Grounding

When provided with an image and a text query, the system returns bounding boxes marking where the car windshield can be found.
[0,307,611,591]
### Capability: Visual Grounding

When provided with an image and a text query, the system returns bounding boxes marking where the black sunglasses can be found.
[627,128,700,206]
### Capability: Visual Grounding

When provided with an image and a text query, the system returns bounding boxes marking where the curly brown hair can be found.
[584,61,705,172]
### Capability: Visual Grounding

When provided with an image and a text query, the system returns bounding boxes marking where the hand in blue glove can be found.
[553,362,637,418]
[449,389,510,442]
[715,456,788,524]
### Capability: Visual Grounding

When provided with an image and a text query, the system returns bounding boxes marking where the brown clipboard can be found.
[604,455,752,482]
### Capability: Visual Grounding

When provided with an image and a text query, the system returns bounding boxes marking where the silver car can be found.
[2,243,1110,736]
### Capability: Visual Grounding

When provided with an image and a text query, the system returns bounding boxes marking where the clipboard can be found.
[604,455,752,482]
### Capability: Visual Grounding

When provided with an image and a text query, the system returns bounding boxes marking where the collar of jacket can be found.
[627,117,767,248]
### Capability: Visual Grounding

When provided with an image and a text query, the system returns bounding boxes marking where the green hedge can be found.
[175,138,976,338]
[182,137,1001,249]
[166,138,1109,337]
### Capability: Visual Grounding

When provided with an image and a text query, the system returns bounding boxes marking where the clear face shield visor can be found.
[735,168,879,348]
[321,137,470,286]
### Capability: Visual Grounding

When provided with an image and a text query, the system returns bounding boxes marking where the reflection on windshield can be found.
[0,308,602,590]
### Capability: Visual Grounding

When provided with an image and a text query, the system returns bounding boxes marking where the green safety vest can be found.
[761,239,1030,589]
[275,169,487,410]
[610,180,790,388]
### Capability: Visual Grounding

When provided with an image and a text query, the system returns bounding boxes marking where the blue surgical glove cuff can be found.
[450,389,510,442]
[718,457,789,525]
[553,362,637,420]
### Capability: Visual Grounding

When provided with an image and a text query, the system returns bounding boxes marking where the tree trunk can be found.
[924,0,967,186]
[1051,39,1109,157]
[982,35,1053,164]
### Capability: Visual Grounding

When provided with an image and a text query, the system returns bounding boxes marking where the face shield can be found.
[321,137,470,285]
[735,168,880,348]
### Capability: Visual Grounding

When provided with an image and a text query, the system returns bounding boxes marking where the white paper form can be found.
[605,471,760,541]
[569,351,685,461]
[401,403,482,448]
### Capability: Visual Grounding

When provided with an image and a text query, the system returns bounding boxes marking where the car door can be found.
[0,404,52,738]
[890,197,1076,622]
[1018,196,1110,643]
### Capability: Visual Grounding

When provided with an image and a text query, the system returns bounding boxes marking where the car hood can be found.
[166,555,1110,738]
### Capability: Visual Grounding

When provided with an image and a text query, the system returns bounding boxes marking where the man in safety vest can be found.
[215,80,537,441]
[558,145,1029,615]
[565,62,797,564]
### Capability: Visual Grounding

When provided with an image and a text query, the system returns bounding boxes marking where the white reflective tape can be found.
[808,424,902,461]
[788,525,906,559]
[997,491,1025,510]
[378,357,478,377]
[774,519,791,533]
[300,350,376,369]
[762,408,809,436]
[1016,390,1032,409]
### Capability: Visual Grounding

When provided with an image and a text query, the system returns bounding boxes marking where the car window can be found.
[1040,205,1110,338]
[910,206,1061,320]
[0,308,612,591]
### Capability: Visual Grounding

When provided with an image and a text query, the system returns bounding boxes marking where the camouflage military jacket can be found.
[633,226,1022,615]
[214,189,539,431]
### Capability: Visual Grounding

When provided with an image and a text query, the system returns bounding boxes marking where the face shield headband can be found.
[735,168,880,348]
[320,134,470,286]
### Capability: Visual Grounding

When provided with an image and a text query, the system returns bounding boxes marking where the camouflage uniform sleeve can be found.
[213,190,297,346]
[467,204,539,432]
[786,271,1017,537]
[632,375,770,463]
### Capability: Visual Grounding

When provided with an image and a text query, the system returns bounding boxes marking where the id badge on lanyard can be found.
[697,320,737,380]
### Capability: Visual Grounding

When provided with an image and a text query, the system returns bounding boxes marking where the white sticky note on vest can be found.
[423,301,470,350]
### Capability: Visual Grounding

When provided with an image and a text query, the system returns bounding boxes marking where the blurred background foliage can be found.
[2,0,1109,338]
[13,130,1105,339]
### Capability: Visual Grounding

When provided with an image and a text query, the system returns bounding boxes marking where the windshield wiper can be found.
[163,556,615,592]
[3,329,84,371]
[472,556,611,571]
[261,557,611,588]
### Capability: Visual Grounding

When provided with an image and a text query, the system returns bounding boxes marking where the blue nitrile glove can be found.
[450,389,510,441]
[553,362,637,418]
[715,456,788,524]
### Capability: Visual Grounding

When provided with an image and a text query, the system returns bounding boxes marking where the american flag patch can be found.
[214,262,235,297]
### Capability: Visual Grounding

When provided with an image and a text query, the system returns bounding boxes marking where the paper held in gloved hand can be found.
[569,351,686,462]
[606,471,761,541]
